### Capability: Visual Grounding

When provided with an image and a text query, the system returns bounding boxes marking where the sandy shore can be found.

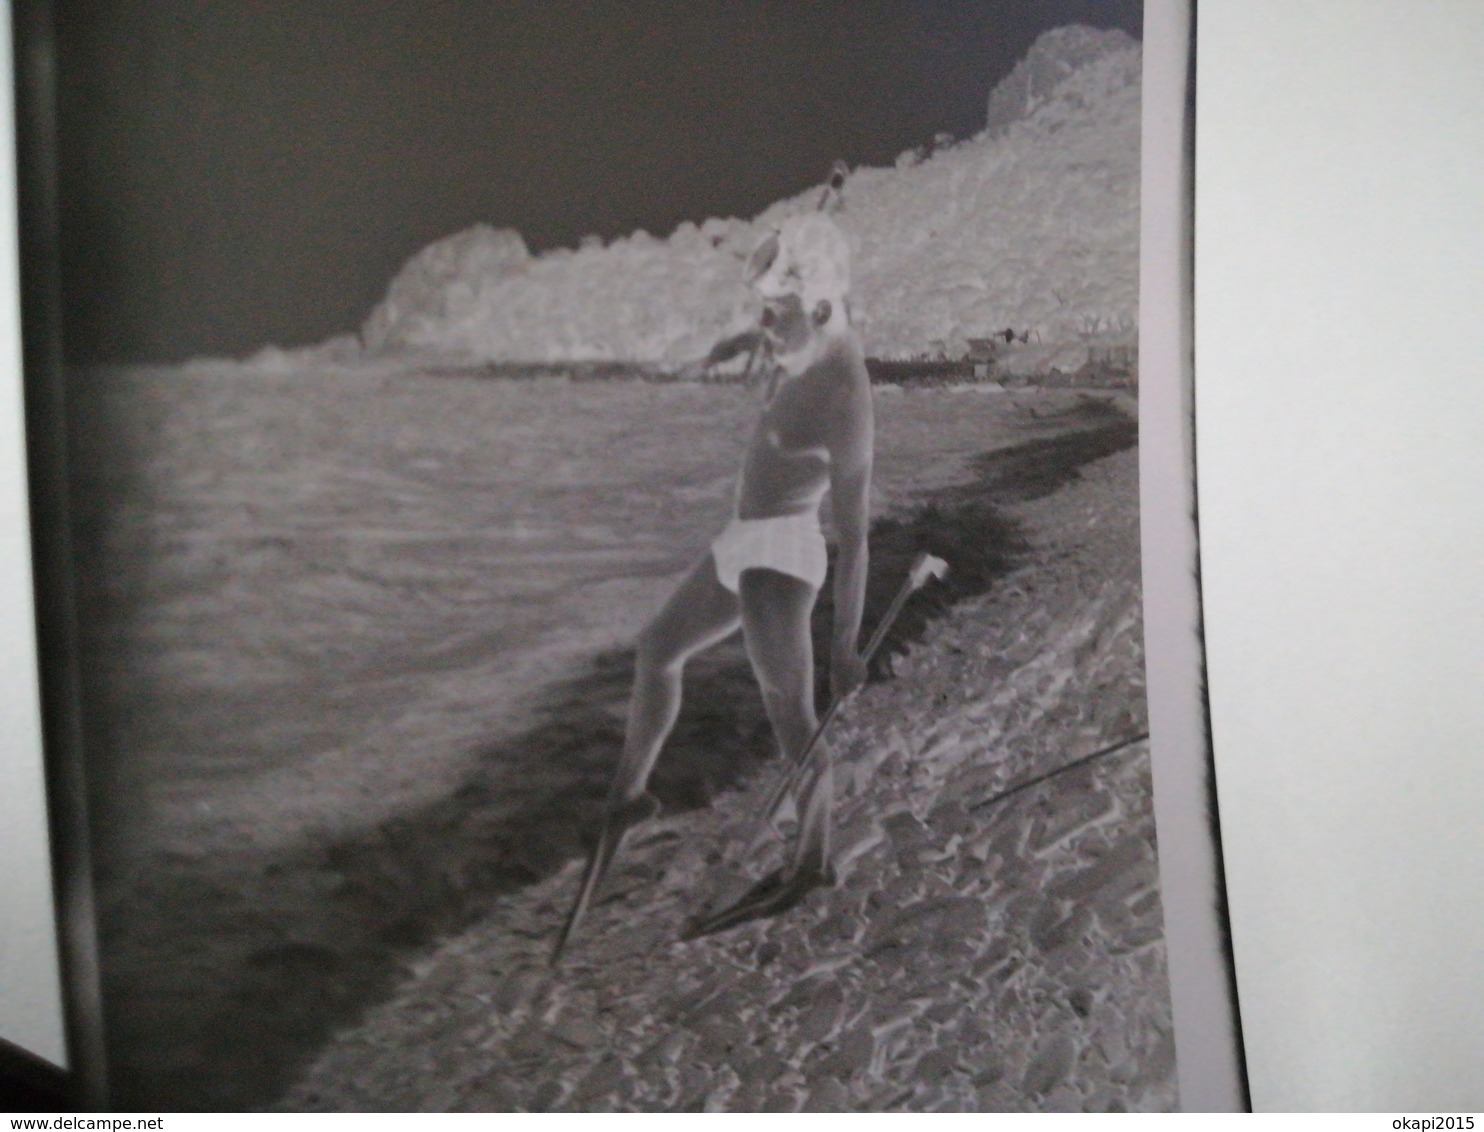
[281,441,1173,1112]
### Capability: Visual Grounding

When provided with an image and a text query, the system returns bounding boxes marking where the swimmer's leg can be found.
[737,567,834,873]
[610,553,742,806]
[554,554,739,963]
[682,568,836,939]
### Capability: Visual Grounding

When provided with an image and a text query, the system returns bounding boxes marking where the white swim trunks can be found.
[711,513,829,594]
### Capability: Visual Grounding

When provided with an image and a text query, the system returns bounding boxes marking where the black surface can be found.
[0,1037,71,1113]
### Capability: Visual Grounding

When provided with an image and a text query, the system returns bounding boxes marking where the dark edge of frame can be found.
[0,1035,69,1112]
[10,0,109,1110]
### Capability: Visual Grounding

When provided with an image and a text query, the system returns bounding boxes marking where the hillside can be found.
[359,26,1140,374]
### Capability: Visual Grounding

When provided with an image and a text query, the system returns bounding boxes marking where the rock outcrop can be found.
[363,225,532,353]
[985,25,1140,138]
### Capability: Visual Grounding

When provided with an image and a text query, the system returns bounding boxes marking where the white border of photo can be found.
[1138,0,1250,1113]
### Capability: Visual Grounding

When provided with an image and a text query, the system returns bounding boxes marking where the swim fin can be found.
[550,791,660,965]
[680,862,836,941]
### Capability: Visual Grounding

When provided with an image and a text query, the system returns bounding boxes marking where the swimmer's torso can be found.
[735,337,869,520]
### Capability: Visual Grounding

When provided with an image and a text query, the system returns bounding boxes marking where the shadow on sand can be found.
[108,400,1136,1110]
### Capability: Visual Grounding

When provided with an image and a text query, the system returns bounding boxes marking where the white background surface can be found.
[1197,1,1484,1111]
[0,0,68,1070]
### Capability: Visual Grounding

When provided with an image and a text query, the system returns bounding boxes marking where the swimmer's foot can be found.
[551,792,661,966]
[681,862,837,941]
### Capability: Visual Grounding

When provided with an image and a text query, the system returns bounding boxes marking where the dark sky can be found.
[54,0,1142,363]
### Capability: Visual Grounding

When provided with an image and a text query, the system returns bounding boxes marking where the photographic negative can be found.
[48,0,1192,1111]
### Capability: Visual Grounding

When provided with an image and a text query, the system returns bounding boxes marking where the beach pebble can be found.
[1022,1033,1078,1097]
[492,965,546,1013]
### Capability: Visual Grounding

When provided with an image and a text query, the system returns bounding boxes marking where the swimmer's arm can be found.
[704,328,765,367]
[826,385,874,701]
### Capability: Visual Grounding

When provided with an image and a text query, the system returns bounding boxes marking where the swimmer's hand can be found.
[830,652,868,704]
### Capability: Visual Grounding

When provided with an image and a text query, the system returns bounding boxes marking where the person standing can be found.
[555,211,874,959]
